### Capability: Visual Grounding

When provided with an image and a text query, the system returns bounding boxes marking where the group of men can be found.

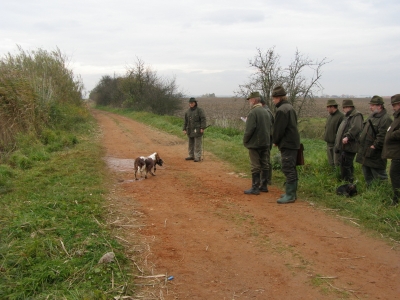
[181,91,400,206]
[242,86,300,204]
[325,94,400,206]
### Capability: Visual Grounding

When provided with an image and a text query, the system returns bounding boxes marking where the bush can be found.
[90,59,183,115]
[0,46,86,151]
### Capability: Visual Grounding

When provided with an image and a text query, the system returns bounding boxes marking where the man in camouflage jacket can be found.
[356,96,392,186]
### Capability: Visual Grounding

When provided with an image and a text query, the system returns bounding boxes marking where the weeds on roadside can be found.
[0,119,135,299]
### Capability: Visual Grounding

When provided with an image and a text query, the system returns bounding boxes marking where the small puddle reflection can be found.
[104,157,135,172]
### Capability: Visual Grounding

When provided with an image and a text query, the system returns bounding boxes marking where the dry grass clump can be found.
[0,45,85,152]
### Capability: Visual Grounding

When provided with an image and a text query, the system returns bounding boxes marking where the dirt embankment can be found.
[92,109,399,300]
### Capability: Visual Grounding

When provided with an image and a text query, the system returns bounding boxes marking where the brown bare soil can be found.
[92,109,399,300]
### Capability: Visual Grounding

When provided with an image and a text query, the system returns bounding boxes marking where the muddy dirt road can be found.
[92,109,399,299]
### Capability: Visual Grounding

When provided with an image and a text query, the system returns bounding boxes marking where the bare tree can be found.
[236,47,282,110]
[236,47,330,116]
[284,49,330,117]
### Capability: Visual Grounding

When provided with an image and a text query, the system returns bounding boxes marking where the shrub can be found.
[0,46,86,151]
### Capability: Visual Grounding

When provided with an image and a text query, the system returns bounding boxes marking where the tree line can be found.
[89,59,183,115]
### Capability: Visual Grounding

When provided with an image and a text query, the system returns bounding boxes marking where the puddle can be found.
[104,157,135,172]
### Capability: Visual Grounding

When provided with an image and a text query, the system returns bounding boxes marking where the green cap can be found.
[326,99,338,106]
[272,85,286,97]
[246,91,261,100]
[188,97,196,102]
[342,99,354,107]
[391,94,400,105]
[369,95,384,105]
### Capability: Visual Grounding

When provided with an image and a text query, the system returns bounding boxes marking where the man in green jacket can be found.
[356,96,392,186]
[382,94,400,206]
[324,99,344,168]
[183,97,207,162]
[272,85,300,204]
[243,92,272,195]
[334,99,363,183]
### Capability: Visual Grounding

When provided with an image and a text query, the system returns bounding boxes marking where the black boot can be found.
[244,173,260,195]
[259,170,269,192]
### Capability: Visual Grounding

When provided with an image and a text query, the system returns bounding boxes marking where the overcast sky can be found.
[2,0,399,97]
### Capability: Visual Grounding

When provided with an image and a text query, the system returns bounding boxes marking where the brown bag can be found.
[296,143,304,166]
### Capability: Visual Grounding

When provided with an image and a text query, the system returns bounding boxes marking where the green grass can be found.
[0,117,135,299]
[97,106,400,243]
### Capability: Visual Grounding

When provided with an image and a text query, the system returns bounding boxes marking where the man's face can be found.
[248,98,255,106]
[343,106,352,113]
[370,104,381,114]
[326,106,337,114]
[189,102,196,108]
[272,97,280,106]
[392,102,400,112]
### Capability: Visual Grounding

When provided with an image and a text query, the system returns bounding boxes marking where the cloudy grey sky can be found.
[2,0,399,97]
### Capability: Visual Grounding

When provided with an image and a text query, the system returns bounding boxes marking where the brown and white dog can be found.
[134,156,146,180]
[134,152,164,180]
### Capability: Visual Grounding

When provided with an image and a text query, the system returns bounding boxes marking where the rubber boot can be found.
[259,170,269,192]
[277,181,297,204]
[281,182,297,199]
[244,173,260,195]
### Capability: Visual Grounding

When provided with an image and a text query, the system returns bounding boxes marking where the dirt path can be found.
[92,109,399,300]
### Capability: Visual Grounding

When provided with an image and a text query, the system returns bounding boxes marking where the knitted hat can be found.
[188,97,196,102]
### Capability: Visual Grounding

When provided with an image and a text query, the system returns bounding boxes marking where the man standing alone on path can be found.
[356,95,392,186]
[334,99,363,183]
[382,94,400,206]
[272,85,300,204]
[324,99,344,168]
[183,97,207,162]
[243,92,272,195]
